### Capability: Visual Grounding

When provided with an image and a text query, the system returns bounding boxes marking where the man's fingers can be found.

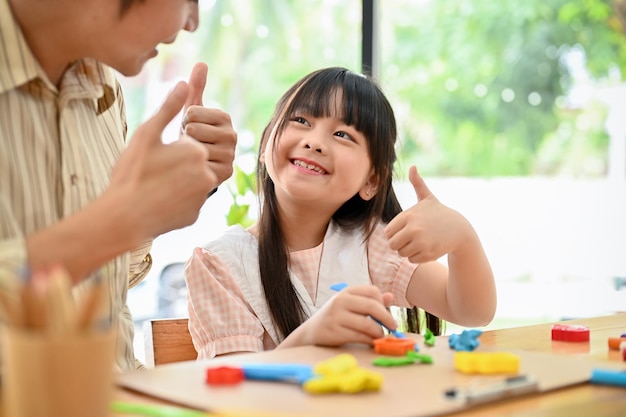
[183,108,233,140]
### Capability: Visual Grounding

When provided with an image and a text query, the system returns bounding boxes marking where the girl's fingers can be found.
[331,317,386,344]
[341,285,385,304]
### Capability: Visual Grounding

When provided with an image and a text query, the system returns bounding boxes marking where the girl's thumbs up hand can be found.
[384,166,472,264]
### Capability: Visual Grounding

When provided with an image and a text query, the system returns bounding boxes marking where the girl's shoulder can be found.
[203,225,258,261]
[326,220,388,249]
[330,219,387,237]
[364,221,390,251]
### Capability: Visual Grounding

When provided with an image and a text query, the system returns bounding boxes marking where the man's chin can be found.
[113,59,150,77]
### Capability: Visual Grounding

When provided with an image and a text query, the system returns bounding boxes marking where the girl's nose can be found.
[304,143,323,153]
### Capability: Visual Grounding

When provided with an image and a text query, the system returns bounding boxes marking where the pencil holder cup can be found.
[1,326,117,417]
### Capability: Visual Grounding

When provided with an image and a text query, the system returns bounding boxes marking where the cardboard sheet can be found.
[117,337,606,417]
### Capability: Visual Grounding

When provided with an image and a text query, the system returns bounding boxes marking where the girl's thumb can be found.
[409,165,432,202]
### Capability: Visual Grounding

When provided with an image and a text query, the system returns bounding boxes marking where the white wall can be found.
[130,177,626,323]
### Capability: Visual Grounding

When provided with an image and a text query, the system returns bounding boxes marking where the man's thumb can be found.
[137,81,189,145]
[185,62,207,110]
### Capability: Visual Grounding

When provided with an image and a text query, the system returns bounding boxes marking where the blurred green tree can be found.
[382,0,624,177]
[120,0,626,225]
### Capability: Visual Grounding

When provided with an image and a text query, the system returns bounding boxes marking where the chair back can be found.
[143,318,197,367]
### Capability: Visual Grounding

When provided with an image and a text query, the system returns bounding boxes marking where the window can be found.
[123,1,626,353]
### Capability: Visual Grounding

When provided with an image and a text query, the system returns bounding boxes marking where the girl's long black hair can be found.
[256,67,441,339]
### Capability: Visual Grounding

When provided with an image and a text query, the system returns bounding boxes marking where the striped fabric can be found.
[0,0,151,371]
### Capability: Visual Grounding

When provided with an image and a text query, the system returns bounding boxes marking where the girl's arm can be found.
[405,237,496,327]
[385,166,496,327]
[184,248,265,359]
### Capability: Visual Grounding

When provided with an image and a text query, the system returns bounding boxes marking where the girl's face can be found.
[263,98,377,213]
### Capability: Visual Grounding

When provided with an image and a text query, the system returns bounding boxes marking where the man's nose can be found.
[183,4,200,32]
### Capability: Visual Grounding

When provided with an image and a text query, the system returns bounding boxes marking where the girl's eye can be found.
[334,131,355,142]
[291,116,309,126]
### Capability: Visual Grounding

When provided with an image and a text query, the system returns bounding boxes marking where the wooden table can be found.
[4,314,621,416]
[109,313,626,417]
[447,314,626,417]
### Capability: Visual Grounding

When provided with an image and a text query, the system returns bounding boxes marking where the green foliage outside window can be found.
[121,0,626,227]
[226,165,256,228]
[383,0,623,178]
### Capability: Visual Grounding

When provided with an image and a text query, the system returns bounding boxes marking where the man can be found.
[0,0,237,370]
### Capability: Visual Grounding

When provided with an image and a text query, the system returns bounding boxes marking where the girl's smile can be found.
[291,158,327,175]
[264,115,372,211]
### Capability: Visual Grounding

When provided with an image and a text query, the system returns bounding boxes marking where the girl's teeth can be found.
[294,160,324,174]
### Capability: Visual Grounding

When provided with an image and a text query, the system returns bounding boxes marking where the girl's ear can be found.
[259,137,269,164]
[259,122,275,164]
[358,170,379,201]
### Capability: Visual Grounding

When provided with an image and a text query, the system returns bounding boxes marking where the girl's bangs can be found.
[285,70,377,134]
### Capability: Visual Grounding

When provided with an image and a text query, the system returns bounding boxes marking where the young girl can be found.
[185,67,496,359]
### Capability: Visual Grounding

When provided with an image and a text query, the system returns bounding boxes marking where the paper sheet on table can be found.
[117,337,615,417]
